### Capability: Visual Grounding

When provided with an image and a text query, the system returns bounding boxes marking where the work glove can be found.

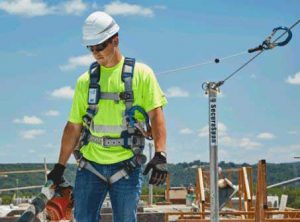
[143,152,168,186]
[47,163,65,186]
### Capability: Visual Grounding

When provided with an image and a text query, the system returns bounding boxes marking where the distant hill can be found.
[168,160,300,187]
[1,160,299,207]
[1,160,299,190]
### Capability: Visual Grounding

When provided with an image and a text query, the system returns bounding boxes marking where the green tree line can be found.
[1,161,299,207]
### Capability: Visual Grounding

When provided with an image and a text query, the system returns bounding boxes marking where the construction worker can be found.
[47,11,168,222]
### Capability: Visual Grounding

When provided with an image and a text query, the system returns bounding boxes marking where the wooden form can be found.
[255,159,267,222]
[194,166,254,213]
[195,168,206,218]
[165,211,300,222]
[165,173,171,203]
[164,160,300,222]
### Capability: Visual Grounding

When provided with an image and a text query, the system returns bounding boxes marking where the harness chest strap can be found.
[88,134,145,147]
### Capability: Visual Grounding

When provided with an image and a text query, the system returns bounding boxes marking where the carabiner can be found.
[126,106,151,130]
[271,26,293,47]
[248,26,293,53]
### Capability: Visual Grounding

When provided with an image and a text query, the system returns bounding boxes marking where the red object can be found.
[46,187,73,220]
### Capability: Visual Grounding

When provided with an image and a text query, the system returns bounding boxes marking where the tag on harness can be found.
[88,88,99,104]
[124,64,133,73]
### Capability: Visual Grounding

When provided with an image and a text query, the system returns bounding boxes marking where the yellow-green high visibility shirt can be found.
[69,57,167,164]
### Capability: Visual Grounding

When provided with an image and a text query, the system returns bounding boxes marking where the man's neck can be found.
[103,48,123,68]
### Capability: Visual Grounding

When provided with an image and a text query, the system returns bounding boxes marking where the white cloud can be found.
[198,122,227,137]
[257,132,275,140]
[0,0,87,17]
[179,128,194,135]
[153,5,167,10]
[198,122,262,150]
[0,0,54,17]
[288,131,299,135]
[43,143,57,149]
[238,137,262,149]
[13,115,43,125]
[59,0,86,15]
[288,144,300,151]
[219,136,262,149]
[21,129,46,139]
[286,72,300,85]
[263,144,300,162]
[17,50,37,57]
[60,54,94,71]
[104,1,154,17]
[45,110,60,116]
[219,136,236,146]
[165,87,189,98]
[50,86,74,99]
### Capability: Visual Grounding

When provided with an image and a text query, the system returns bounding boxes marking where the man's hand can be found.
[143,152,168,186]
[47,163,65,185]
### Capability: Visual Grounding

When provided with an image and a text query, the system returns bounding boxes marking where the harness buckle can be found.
[79,128,90,147]
[92,136,105,146]
[130,135,145,154]
[119,91,134,102]
[123,159,137,175]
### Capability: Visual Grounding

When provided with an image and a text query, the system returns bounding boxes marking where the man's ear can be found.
[113,36,119,46]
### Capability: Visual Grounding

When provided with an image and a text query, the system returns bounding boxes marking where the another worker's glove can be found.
[143,152,168,186]
[47,163,65,186]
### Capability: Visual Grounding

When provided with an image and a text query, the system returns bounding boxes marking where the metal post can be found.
[16,178,19,200]
[148,142,153,206]
[44,157,48,183]
[203,82,220,222]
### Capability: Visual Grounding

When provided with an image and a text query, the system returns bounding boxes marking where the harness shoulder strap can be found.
[122,57,135,107]
[121,57,136,133]
[88,61,101,105]
[83,61,100,127]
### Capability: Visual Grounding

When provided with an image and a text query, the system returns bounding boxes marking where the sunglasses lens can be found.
[87,41,108,52]
[96,44,106,51]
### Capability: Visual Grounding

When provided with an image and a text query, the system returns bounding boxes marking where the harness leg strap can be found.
[109,169,129,184]
[78,158,108,183]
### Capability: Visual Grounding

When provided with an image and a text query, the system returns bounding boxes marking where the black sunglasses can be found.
[87,38,112,52]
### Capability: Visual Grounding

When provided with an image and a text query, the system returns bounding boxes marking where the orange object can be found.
[46,186,73,221]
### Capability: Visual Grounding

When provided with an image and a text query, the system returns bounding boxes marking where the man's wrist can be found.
[54,163,66,171]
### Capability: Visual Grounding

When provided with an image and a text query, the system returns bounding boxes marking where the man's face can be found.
[87,36,118,66]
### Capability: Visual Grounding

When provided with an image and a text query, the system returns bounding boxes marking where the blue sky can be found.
[0,0,299,164]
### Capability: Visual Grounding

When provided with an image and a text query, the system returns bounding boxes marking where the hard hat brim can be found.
[82,23,120,46]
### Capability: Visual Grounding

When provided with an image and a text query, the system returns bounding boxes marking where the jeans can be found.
[74,160,143,222]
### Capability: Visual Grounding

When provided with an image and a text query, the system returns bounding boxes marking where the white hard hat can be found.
[82,11,120,46]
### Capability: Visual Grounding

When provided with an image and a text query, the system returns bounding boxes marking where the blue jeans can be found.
[74,160,143,222]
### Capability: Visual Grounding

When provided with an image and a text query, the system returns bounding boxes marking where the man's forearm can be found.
[149,107,167,153]
[58,122,82,166]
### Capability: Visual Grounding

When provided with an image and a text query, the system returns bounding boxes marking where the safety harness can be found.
[74,57,151,184]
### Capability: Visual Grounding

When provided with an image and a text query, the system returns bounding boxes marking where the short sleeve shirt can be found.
[69,57,167,164]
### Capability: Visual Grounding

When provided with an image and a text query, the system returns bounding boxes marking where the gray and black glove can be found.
[143,152,168,186]
[47,163,65,186]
